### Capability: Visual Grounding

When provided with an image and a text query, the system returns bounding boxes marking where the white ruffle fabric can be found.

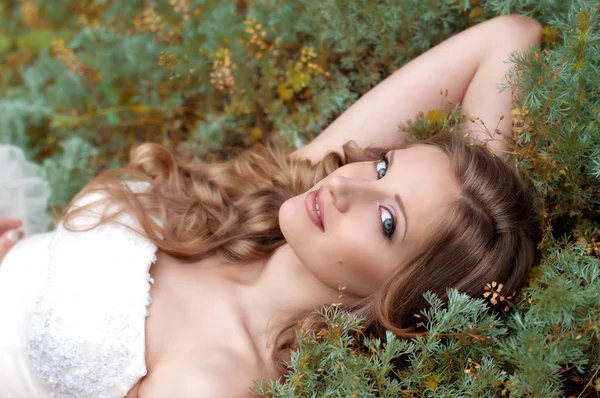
[0,145,51,235]
[0,181,158,398]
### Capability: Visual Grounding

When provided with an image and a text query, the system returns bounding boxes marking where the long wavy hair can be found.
[60,131,542,375]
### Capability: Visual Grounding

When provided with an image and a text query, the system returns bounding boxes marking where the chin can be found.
[278,195,311,256]
[278,196,296,242]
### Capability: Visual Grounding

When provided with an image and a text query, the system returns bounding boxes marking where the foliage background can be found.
[1,0,599,396]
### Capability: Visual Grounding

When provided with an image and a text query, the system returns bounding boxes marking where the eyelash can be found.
[375,153,396,241]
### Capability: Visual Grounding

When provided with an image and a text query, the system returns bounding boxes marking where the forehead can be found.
[394,144,452,171]
[391,145,459,235]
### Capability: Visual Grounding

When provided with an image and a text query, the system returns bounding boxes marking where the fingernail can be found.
[6,229,19,243]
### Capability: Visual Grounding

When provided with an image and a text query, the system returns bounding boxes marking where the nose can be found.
[326,175,377,213]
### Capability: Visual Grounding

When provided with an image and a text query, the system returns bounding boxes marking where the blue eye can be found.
[374,153,395,241]
[381,207,395,240]
[376,153,388,179]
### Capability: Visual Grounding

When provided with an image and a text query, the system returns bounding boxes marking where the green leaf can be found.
[17,29,71,51]
[106,111,120,126]
[100,83,120,106]
[50,114,79,129]
[0,33,11,55]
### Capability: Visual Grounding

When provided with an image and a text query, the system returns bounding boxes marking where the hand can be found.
[0,219,24,263]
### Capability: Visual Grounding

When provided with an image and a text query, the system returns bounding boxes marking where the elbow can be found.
[515,14,543,45]
[494,14,543,47]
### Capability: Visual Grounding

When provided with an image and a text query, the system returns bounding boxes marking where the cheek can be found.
[332,232,372,263]
[279,192,396,296]
[321,229,393,295]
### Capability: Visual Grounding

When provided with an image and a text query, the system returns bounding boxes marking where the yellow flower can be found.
[426,109,447,124]
[250,127,263,140]
[424,374,442,390]
[277,83,294,101]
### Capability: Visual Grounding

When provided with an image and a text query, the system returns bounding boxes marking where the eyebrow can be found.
[389,150,409,243]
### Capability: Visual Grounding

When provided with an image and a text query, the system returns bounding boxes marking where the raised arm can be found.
[291,14,542,163]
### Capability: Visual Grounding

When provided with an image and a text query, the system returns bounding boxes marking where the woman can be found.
[0,14,543,398]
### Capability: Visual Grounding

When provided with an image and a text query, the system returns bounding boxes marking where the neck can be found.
[236,244,361,360]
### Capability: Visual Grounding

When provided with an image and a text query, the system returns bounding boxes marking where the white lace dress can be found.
[0,177,158,398]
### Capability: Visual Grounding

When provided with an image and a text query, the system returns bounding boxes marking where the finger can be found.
[0,229,21,263]
[0,219,23,232]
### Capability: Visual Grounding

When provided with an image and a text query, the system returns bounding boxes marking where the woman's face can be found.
[279,145,460,299]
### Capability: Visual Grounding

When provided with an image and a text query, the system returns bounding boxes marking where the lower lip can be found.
[305,189,324,232]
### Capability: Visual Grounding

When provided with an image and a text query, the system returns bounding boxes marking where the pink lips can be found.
[305,187,324,231]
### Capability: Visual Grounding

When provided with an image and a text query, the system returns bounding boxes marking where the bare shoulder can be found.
[137,356,266,398]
